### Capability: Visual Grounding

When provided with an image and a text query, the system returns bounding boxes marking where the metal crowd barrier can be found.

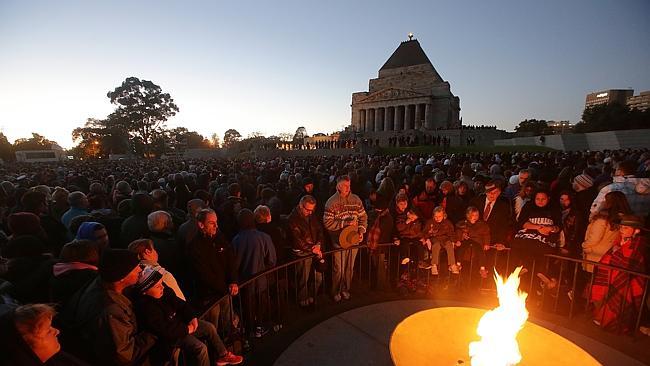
[199,243,650,357]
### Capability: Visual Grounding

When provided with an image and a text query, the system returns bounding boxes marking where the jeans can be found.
[296,256,323,301]
[202,296,233,339]
[177,320,227,366]
[331,248,358,296]
[431,240,456,266]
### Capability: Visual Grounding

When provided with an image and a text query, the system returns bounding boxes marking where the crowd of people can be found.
[1,148,650,365]
[386,134,452,148]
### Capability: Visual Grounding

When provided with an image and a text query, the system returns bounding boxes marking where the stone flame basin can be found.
[390,307,601,366]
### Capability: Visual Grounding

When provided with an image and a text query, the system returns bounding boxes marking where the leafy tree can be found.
[0,132,14,162]
[107,77,179,157]
[574,104,650,133]
[293,126,308,141]
[210,133,220,148]
[13,133,58,151]
[72,116,130,159]
[223,129,242,148]
[514,119,554,135]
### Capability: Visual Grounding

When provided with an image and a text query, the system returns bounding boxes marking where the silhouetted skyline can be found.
[1,0,649,148]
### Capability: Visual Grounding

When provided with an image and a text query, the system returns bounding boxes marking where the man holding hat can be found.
[61,248,156,365]
[324,175,367,302]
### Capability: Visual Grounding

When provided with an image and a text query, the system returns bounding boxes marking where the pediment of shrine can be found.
[356,88,425,104]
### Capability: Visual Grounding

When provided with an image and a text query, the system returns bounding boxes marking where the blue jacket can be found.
[232,229,277,285]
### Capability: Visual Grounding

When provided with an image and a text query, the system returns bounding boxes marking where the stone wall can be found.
[494,129,650,151]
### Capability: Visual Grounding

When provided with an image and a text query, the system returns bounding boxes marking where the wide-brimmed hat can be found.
[618,214,646,229]
[339,225,361,249]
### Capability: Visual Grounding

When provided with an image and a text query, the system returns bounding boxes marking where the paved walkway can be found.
[274,300,646,366]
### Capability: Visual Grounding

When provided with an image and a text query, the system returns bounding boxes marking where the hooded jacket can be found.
[59,277,156,366]
[590,176,650,220]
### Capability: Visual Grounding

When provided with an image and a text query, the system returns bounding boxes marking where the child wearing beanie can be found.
[133,266,243,366]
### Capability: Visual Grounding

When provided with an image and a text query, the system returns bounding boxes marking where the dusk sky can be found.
[1,0,649,148]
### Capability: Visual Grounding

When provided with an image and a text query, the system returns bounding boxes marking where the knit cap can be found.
[572,174,594,192]
[134,265,163,293]
[99,249,140,282]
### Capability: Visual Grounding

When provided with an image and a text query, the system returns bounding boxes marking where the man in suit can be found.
[470,180,512,278]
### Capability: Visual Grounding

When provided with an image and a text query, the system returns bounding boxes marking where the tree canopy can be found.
[574,104,650,133]
[0,133,14,162]
[293,126,308,141]
[13,133,59,151]
[514,119,554,135]
[107,77,179,156]
[223,129,242,148]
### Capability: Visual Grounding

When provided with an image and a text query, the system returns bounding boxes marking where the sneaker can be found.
[341,291,351,300]
[254,326,269,338]
[273,323,283,332]
[567,290,574,301]
[418,261,432,269]
[449,264,460,275]
[479,267,488,279]
[456,262,462,272]
[299,299,310,307]
[216,351,244,365]
[401,257,411,265]
[430,264,439,275]
[333,294,342,303]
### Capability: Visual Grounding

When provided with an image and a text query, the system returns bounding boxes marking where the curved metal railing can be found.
[198,242,650,360]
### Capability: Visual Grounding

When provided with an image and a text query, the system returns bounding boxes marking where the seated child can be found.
[133,266,243,366]
[422,206,458,275]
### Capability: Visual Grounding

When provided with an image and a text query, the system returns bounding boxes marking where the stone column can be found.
[386,107,394,131]
[424,104,432,130]
[376,107,385,132]
[394,106,400,131]
[415,104,423,129]
[360,109,366,131]
[405,104,413,130]
[398,105,405,131]
[368,108,375,132]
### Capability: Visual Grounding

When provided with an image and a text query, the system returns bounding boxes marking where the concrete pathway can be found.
[274,300,646,366]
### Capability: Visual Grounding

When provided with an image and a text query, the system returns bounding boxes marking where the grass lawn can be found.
[378,145,556,155]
